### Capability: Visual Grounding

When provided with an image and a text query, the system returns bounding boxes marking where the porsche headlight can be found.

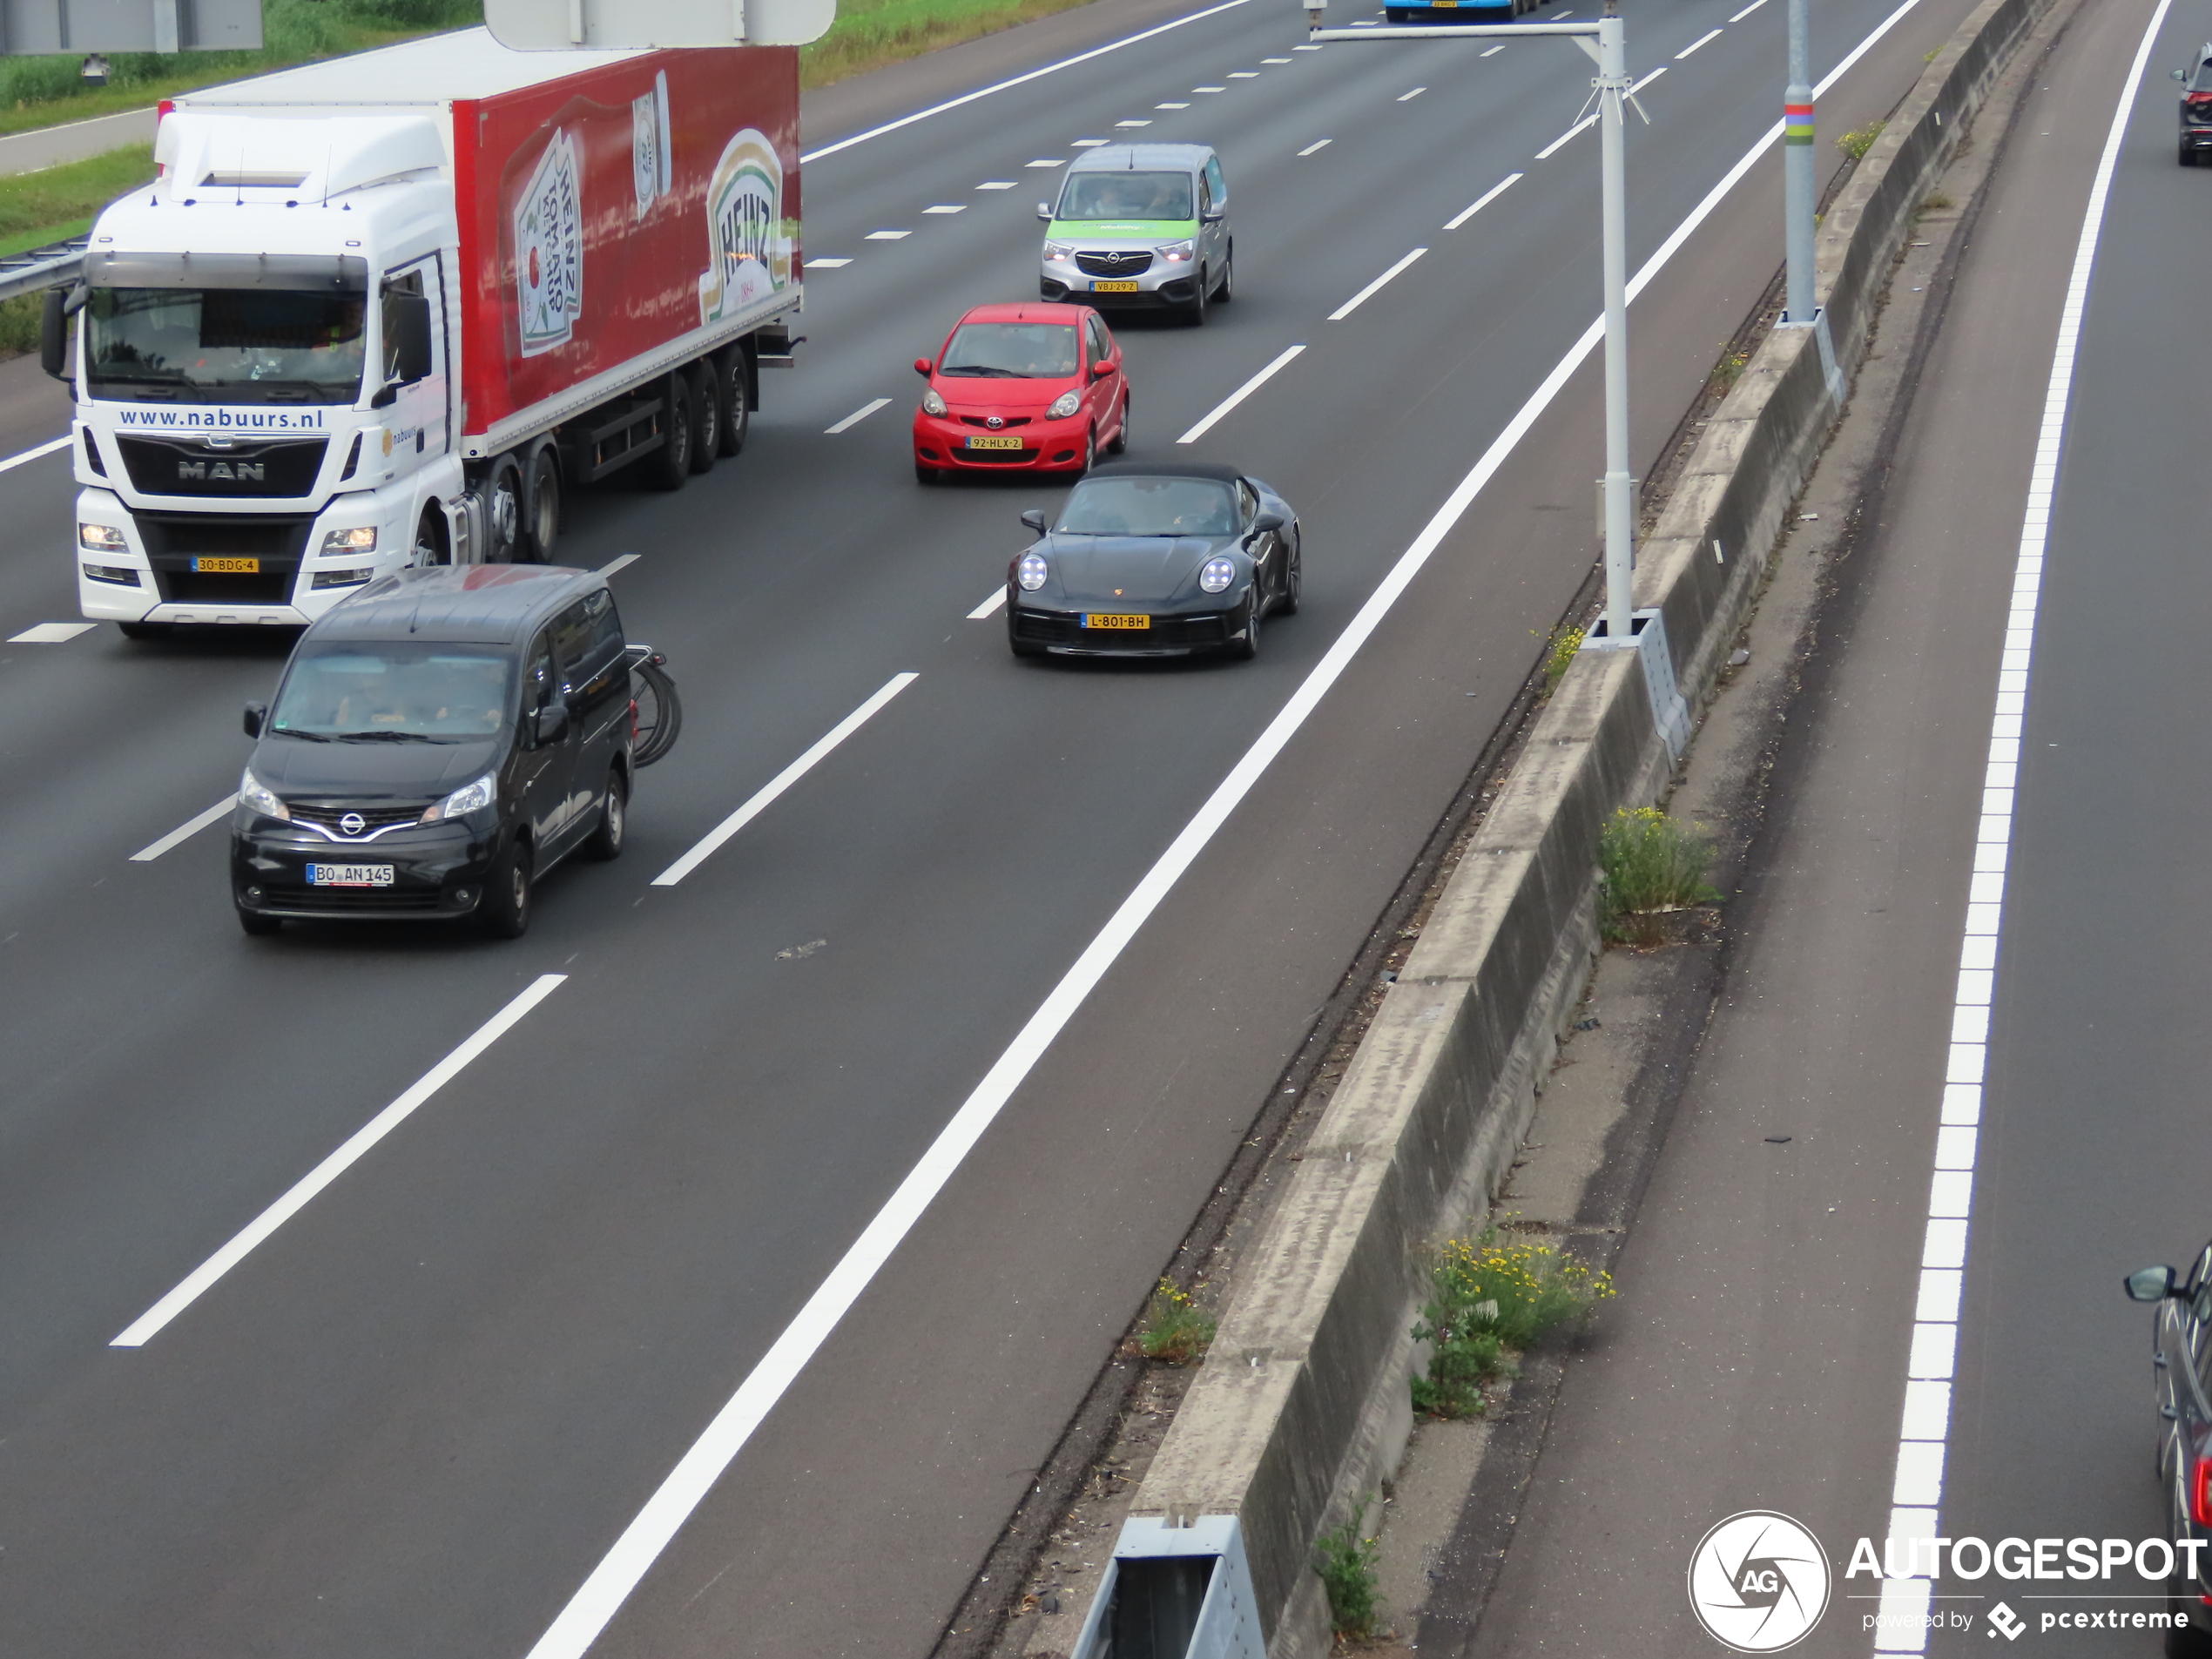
[1018,552,1049,591]
[1157,239,1196,263]
[1047,389,1082,420]
[238,768,290,822]
[421,772,496,824]
[921,388,948,416]
[1199,556,1237,594]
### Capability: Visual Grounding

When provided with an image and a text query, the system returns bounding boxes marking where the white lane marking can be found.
[599,554,640,577]
[976,180,1017,189]
[523,9,1932,1649]
[1868,0,2166,1649]
[1447,172,1521,230]
[651,675,920,887]
[864,229,910,239]
[1116,118,1154,126]
[1398,85,1427,100]
[111,975,568,1347]
[806,257,853,267]
[130,797,235,862]
[1676,26,1723,57]
[923,204,966,213]
[1729,0,1768,17]
[10,621,95,642]
[825,398,893,435]
[1028,156,1069,166]
[1229,69,1261,76]
[968,586,1009,619]
[0,434,71,473]
[1299,138,1333,155]
[1329,246,1428,320]
[1293,42,1324,49]
[1177,344,1307,443]
[801,0,1249,161]
[1194,84,1228,91]
[1157,100,1192,108]
[1071,138,1111,146]
[1537,65,1667,157]
[1480,43,1504,56]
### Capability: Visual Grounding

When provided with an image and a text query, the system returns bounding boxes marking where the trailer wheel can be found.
[487,455,526,562]
[524,444,563,562]
[687,362,718,474]
[713,346,750,457]
[648,373,692,492]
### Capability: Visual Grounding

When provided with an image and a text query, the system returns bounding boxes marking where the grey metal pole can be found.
[1784,0,1815,321]
[1598,3,1634,643]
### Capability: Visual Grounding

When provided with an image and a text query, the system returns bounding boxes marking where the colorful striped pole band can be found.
[1785,102,1815,145]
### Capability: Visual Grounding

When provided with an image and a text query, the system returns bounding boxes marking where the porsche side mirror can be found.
[1252,511,1285,535]
[914,357,933,375]
[243,701,266,738]
[1020,509,1049,534]
[2127,1265,2180,1303]
[1090,361,1115,379]
[1037,202,1053,220]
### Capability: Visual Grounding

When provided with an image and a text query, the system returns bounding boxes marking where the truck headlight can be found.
[421,772,496,824]
[1047,390,1082,420]
[78,523,126,550]
[921,388,948,416]
[319,526,377,553]
[238,768,290,822]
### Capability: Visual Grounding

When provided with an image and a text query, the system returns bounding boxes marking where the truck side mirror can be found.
[243,701,266,738]
[40,288,67,381]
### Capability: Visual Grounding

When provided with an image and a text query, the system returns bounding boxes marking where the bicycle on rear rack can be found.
[624,644,683,766]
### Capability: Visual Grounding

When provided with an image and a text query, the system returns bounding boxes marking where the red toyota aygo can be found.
[913,303,1130,483]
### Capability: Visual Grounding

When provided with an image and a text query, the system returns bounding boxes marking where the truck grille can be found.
[117,435,329,499]
[135,512,315,607]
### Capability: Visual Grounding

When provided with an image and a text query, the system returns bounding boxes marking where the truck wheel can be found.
[487,455,526,562]
[524,445,563,563]
[649,374,692,491]
[412,508,447,568]
[688,362,718,474]
[713,347,750,457]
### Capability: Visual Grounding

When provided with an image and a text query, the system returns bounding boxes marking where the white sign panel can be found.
[484,0,836,49]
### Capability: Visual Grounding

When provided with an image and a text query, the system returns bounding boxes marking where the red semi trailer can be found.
[58,27,802,632]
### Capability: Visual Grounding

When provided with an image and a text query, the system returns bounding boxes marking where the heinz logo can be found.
[178,460,265,482]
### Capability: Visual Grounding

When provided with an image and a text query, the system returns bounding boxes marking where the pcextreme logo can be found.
[1688,1511,1832,1653]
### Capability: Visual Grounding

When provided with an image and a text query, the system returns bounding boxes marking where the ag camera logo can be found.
[1688,1511,1831,1651]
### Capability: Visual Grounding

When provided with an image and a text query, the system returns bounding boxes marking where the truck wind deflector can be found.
[84,252,368,292]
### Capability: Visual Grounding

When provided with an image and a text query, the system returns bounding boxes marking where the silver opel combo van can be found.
[1038,143,1231,321]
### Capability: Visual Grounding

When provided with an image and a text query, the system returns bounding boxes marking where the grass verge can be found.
[800,0,1109,86]
[0,144,154,257]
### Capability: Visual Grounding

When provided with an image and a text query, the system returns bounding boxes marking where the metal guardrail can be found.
[0,235,87,306]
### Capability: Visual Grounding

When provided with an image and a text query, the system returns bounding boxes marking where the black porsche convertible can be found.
[1005,462,1301,659]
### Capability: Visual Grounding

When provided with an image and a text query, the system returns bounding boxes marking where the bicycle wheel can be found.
[631,657,683,766]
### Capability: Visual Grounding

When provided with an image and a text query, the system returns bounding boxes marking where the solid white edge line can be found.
[968,586,1009,619]
[111,974,568,1347]
[800,0,1250,161]
[1176,344,1307,442]
[599,554,640,577]
[0,434,71,474]
[129,796,236,862]
[650,674,920,887]
[1868,1,2168,1650]
[824,397,893,435]
[1676,26,1723,58]
[1329,246,1429,320]
[520,10,1932,1652]
[1446,172,1523,230]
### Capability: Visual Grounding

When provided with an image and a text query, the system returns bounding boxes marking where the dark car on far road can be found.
[231,564,632,939]
[2125,1250,2212,1653]
[2176,45,2212,164]
[1005,462,1299,659]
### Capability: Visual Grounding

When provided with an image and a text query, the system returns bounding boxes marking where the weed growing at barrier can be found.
[1710,340,1752,396]
[1538,624,1583,698]
[1598,806,1720,945]
[1315,1498,1384,1642]
[1920,191,1955,213]
[1411,1227,1616,1418]
[1133,1278,1216,1366]
[1837,119,1887,160]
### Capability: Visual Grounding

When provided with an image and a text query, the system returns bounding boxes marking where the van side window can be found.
[1197,170,1212,214]
[585,587,624,667]
[1204,156,1227,205]
[525,631,555,710]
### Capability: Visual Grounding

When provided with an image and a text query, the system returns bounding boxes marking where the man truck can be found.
[48,27,802,636]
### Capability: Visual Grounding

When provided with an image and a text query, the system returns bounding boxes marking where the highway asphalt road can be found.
[0,0,1984,1653]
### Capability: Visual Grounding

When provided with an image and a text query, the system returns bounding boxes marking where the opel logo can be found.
[986,415,1004,429]
[340,812,366,837]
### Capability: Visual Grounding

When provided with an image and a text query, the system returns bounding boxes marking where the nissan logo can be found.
[340,812,366,837]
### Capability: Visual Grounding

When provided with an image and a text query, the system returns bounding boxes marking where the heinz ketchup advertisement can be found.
[452,47,800,437]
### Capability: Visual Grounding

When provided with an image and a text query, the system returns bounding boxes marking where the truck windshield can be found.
[86,287,368,403]
[271,644,513,741]
[1056,172,1195,220]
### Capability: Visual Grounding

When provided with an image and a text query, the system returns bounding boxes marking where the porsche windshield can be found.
[940,322,1080,379]
[1056,476,1239,536]
[270,644,513,741]
[1056,172,1195,220]
[87,287,368,403]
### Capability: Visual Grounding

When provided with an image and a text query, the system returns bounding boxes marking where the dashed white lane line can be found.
[1480,43,1504,55]
[130,797,235,863]
[1446,172,1522,230]
[1293,42,1324,49]
[1071,138,1110,146]
[9,622,94,642]
[1116,118,1154,127]
[806,257,853,267]
[968,586,1009,619]
[1868,0,2167,1647]
[1728,0,1768,17]
[1398,85,1427,100]
[1194,84,1227,91]
[1536,65,1667,157]
[1028,156,1069,166]
[1177,344,1306,443]
[864,228,911,239]
[1157,100,1191,109]
[923,204,966,213]
[651,674,920,887]
[1329,246,1428,320]
[599,553,640,577]
[1229,69,1260,76]
[1676,26,1723,57]
[1299,138,1333,155]
[111,975,569,1348]
[825,398,893,435]
[977,180,1017,189]
[0,434,71,472]
[522,10,1936,1652]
